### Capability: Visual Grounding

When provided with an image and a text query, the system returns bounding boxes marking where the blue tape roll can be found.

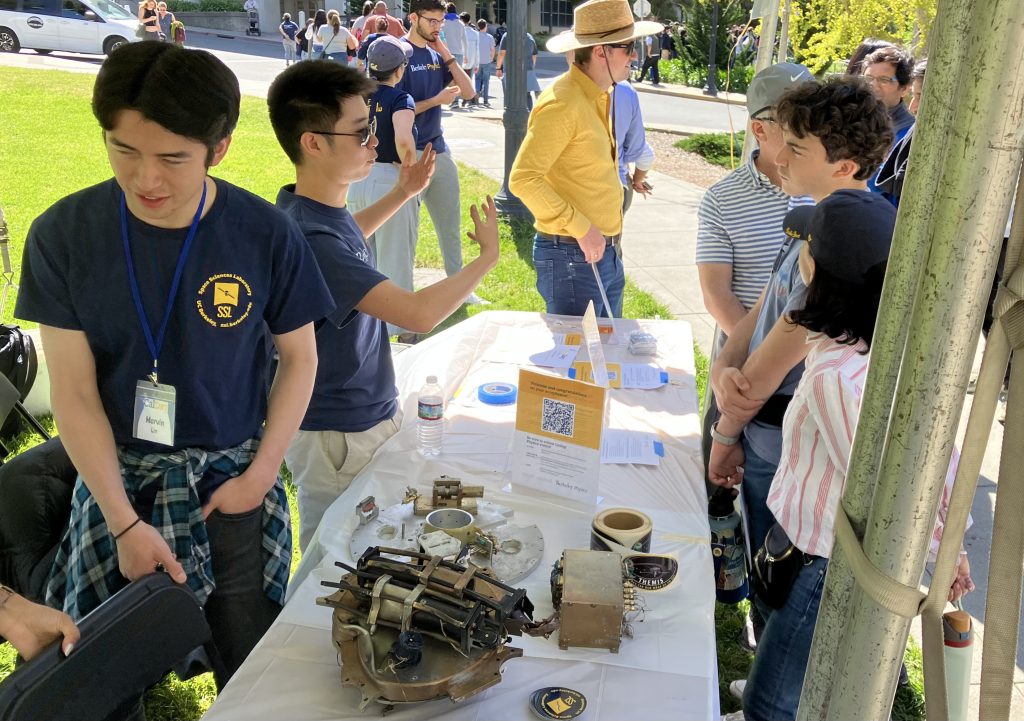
[478,382,518,405]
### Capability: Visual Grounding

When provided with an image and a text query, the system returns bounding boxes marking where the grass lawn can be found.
[0,66,925,721]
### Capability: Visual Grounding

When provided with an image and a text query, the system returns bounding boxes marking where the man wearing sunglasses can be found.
[390,0,480,325]
[268,60,499,551]
[510,0,661,318]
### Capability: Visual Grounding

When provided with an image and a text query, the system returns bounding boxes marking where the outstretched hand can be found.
[467,195,499,261]
[398,142,435,197]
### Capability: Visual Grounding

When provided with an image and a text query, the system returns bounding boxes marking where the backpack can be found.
[171,20,185,44]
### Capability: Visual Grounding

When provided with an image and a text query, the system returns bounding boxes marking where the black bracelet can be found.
[444,57,456,66]
[114,516,142,541]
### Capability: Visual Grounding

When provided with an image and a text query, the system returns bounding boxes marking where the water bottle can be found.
[708,487,749,604]
[417,375,444,457]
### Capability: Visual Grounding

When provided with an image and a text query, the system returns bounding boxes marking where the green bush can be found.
[656,57,755,93]
[675,131,746,168]
[165,0,245,12]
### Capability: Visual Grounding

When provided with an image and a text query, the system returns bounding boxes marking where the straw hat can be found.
[546,0,663,53]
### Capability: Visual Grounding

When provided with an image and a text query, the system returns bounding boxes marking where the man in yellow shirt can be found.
[509,0,660,317]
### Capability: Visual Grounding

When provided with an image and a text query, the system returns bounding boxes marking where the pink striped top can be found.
[766,333,966,558]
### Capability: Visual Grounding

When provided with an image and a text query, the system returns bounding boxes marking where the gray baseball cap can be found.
[746,62,813,117]
[367,35,413,73]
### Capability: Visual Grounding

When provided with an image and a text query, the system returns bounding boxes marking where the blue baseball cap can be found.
[367,35,412,73]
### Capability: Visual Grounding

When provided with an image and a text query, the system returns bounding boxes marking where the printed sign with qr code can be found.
[514,369,604,450]
[541,398,576,437]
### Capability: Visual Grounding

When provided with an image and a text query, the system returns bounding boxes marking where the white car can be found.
[0,0,139,57]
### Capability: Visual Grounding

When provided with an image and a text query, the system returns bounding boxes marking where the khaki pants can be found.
[284,416,400,551]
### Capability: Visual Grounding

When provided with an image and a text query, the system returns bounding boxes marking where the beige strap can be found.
[452,564,477,596]
[366,573,392,630]
[400,584,425,632]
[416,555,442,586]
[833,508,926,618]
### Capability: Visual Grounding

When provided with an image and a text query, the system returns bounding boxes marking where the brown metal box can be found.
[558,549,624,653]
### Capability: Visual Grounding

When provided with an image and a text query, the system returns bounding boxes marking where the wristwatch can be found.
[710,420,741,446]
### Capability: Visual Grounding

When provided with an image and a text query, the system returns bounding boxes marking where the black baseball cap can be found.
[781,190,897,283]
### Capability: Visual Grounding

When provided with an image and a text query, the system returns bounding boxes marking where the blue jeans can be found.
[476,62,494,101]
[743,556,829,721]
[741,435,780,567]
[533,235,624,317]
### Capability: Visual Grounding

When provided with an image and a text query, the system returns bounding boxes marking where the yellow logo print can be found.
[197,273,253,328]
[214,282,239,307]
[375,102,383,112]
[546,697,573,714]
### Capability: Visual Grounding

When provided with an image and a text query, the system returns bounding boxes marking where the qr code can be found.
[541,397,576,437]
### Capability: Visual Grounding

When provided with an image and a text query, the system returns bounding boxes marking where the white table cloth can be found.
[203,311,719,721]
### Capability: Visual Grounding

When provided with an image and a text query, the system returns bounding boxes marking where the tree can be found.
[680,0,754,73]
[790,0,937,74]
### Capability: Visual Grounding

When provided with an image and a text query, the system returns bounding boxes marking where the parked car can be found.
[0,0,139,56]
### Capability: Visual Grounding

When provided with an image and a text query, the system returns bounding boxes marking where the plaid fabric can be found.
[45,438,291,620]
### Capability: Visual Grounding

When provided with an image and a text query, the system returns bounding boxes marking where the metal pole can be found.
[494,0,529,218]
[797,0,1024,718]
[704,0,718,97]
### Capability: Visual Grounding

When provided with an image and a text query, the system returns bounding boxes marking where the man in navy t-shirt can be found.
[15,43,333,690]
[395,0,481,303]
[267,59,499,552]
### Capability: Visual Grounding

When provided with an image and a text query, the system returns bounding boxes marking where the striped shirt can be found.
[695,151,812,309]
[767,333,968,559]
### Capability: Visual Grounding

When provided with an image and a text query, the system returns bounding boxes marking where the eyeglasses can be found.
[863,74,898,86]
[605,40,638,53]
[418,16,443,28]
[753,114,777,124]
[308,116,377,147]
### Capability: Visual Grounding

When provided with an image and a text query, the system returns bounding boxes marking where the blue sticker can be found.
[653,441,665,457]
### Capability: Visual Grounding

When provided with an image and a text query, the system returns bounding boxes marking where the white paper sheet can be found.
[600,429,664,466]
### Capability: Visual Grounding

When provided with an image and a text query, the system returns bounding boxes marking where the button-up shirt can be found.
[510,63,623,239]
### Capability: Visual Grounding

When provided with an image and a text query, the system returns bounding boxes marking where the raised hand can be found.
[467,195,499,261]
[398,142,435,197]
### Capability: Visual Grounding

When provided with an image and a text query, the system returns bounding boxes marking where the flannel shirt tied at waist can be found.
[45,437,291,620]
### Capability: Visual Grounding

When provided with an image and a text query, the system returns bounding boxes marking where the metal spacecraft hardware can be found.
[318,546,535,709]
[411,476,485,516]
[551,549,629,653]
[351,490,545,585]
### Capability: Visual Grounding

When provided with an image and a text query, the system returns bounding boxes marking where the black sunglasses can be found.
[605,40,639,53]
[307,116,377,147]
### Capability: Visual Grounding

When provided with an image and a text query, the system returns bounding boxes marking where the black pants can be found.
[639,57,660,83]
[204,506,282,690]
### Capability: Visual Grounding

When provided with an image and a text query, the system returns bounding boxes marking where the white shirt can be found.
[243,0,257,11]
[462,25,479,69]
[316,23,353,52]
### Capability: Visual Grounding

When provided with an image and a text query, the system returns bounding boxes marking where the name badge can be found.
[133,380,176,446]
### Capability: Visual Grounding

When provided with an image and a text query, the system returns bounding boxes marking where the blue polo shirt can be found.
[396,40,452,153]
[275,186,398,432]
[16,178,334,452]
[371,84,417,165]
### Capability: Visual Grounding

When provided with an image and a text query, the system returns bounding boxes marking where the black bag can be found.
[752,522,806,610]
[0,573,215,721]
[0,324,38,437]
